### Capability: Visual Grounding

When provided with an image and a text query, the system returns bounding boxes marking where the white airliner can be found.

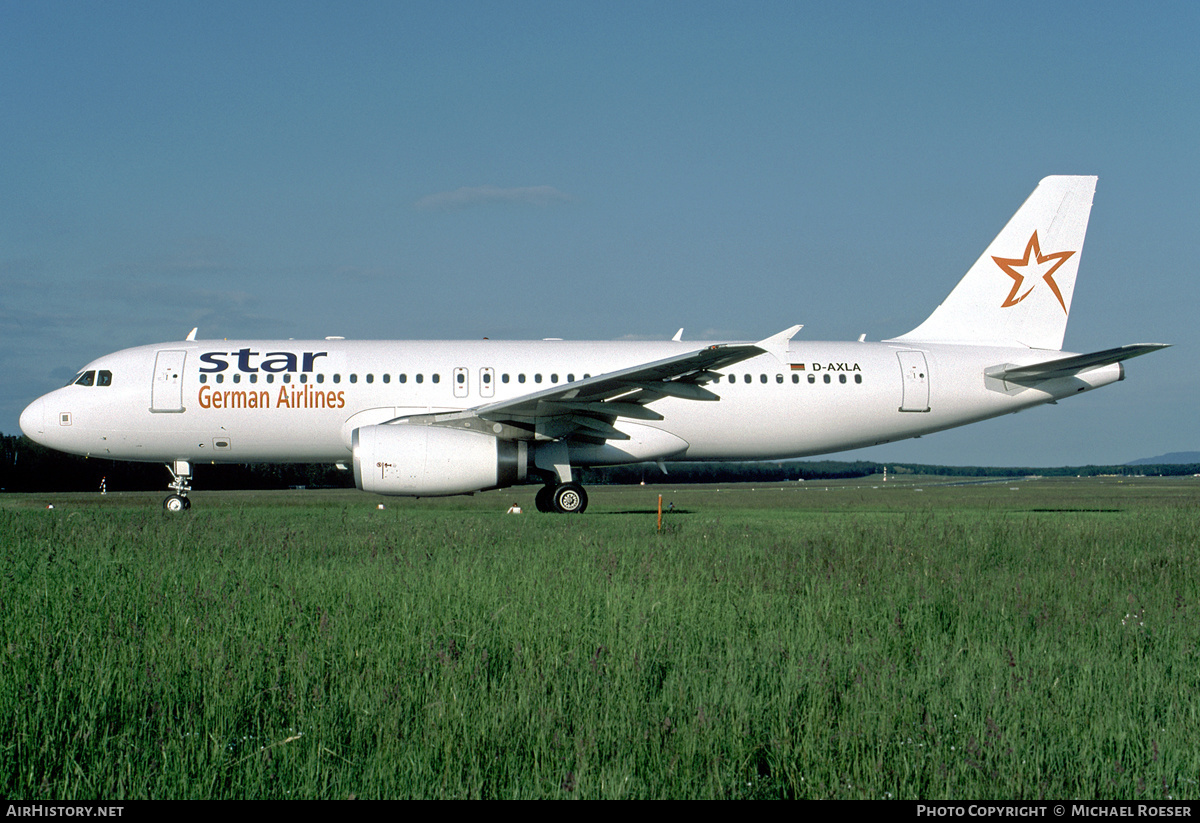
[19,176,1166,512]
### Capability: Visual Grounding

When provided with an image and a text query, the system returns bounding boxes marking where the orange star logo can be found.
[992,231,1075,314]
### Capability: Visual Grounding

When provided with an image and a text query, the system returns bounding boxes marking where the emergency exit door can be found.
[151,350,187,413]
[897,351,930,413]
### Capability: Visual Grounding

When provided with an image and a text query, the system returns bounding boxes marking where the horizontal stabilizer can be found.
[994,344,1169,382]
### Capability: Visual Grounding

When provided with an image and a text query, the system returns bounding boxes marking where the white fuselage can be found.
[18,337,1122,468]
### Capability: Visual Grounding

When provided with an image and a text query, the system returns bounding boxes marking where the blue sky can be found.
[3,1,1196,466]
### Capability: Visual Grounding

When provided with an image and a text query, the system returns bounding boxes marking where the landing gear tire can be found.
[164,460,193,512]
[552,482,588,514]
[535,485,556,513]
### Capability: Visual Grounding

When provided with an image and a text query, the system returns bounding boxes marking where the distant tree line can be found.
[581,460,1200,485]
[579,460,884,485]
[3,432,1197,494]
[0,434,353,493]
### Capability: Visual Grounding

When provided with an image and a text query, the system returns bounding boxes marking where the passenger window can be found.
[199,374,207,384]
[333,374,341,384]
[250,374,258,384]
[233,374,241,384]
[519,374,526,384]
[350,374,358,384]
[567,373,575,382]
[383,374,390,383]
[855,374,862,384]
[807,374,815,384]
[216,374,224,384]
[760,374,767,383]
[743,374,751,384]
[432,374,439,383]
[283,374,291,383]
[366,374,374,384]
[399,374,406,383]
[839,374,846,384]
[551,373,558,383]
[823,374,831,384]
[502,374,510,384]
[776,374,783,384]
[416,374,424,384]
[792,374,799,384]
[535,374,543,383]
[456,373,465,384]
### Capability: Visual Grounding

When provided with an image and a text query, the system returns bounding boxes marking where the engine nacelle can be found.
[352,424,526,496]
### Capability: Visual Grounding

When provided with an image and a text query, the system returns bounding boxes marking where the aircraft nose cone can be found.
[19,396,45,439]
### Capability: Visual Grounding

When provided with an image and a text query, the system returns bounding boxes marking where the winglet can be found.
[755,325,803,364]
[186,328,198,341]
[672,328,684,342]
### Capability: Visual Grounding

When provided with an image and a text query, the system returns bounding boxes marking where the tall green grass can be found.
[2,479,1198,798]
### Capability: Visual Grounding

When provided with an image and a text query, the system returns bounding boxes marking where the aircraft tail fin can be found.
[888,175,1098,351]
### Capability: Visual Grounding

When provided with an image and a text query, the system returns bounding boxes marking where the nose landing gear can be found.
[163,460,193,511]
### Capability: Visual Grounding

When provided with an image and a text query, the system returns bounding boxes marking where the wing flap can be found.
[544,401,665,421]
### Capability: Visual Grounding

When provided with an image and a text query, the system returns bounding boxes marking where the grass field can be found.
[2,475,1198,799]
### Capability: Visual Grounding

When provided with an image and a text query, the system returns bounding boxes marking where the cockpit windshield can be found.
[70,370,112,387]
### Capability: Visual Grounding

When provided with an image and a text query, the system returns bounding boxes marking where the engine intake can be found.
[352,424,526,496]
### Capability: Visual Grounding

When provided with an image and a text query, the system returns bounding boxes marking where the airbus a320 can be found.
[19,176,1167,512]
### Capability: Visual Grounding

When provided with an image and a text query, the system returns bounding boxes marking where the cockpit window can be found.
[69,369,112,387]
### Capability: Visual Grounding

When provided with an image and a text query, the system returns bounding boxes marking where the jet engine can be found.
[352,424,527,496]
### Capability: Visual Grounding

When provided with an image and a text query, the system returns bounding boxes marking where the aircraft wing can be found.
[386,332,792,442]
[994,343,1169,382]
[472,341,762,437]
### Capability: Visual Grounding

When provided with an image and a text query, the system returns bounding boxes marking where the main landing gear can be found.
[535,482,588,514]
[163,460,192,512]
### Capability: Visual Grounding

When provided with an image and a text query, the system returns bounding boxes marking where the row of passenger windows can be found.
[724,372,864,384]
[197,372,599,386]
[70,366,865,391]
[197,371,864,386]
[198,372,444,385]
